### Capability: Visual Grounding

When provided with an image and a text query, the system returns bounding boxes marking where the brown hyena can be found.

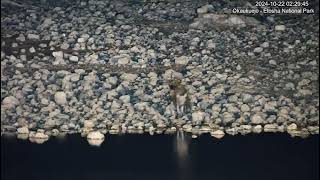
[169,80,190,116]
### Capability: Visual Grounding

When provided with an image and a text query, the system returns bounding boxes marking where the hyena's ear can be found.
[169,79,181,89]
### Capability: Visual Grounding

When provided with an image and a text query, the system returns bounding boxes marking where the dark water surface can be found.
[1,133,319,180]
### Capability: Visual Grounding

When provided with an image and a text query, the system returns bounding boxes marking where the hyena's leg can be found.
[177,104,181,115]
[180,105,184,114]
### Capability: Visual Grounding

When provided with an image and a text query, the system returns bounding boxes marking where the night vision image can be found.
[1,0,319,180]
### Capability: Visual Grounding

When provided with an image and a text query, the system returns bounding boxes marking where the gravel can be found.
[1,0,318,142]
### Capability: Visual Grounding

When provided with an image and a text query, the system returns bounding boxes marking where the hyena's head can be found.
[169,79,182,90]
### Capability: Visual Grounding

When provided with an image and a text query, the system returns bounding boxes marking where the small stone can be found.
[69,56,79,62]
[175,56,189,65]
[27,34,40,40]
[2,96,19,109]
[298,79,311,87]
[225,127,238,135]
[77,38,86,43]
[70,74,80,82]
[52,51,64,58]
[239,125,252,135]
[223,112,235,124]
[15,63,24,68]
[54,91,67,105]
[51,129,60,136]
[182,124,192,131]
[227,105,240,113]
[253,47,263,53]
[112,55,131,65]
[118,57,130,65]
[206,40,216,49]
[242,93,253,103]
[252,125,262,133]
[29,47,36,53]
[228,95,238,103]
[264,124,278,132]
[261,42,269,48]
[87,131,104,140]
[285,82,295,90]
[226,15,246,26]
[29,132,49,144]
[251,114,264,124]
[87,131,105,146]
[240,104,250,112]
[120,95,130,103]
[60,43,70,49]
[287,123,297,131]
[17,134,29,140]
[269,60,277,65]
[264,101,277,112]
[12,43,18,47]
[107,76,118,85]
[41,18,54,27]
[275,25,286,31]
[210,130,225,139]
[197,5,209,14]
[307,126,319,135]
[192,111,204,122]
[17,126,29,134]
[84,120,95,129]
[236,64,242,70]
[120,73,137,82]
[216,73,227,81]
[16,34,26,42]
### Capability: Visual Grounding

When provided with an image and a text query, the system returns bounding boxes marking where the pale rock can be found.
[223,112,235,124]
[84,120,95,129]
[2,96,19,109]
[77,38,86,43]
[87,131,105,146]
[27,34,40,40]
[287,123,297,131]
[17,126,29,134]
[52,51,64,58]
[120,95,130,103]
[54,91,67,105]
[210,130,225,139]
[120,73,137,82]
[69,56,79,62]
[175,56,189,65]
[264,124,278,132]
[275,25,286,31]
[192,111,204,122]
[240,104,250,112]
[253,47,263,53]
[252,125,262,133]
[29,47,36,53]
[212,104,221,112]
[242,93,253,103]
[251,114,264,124]
[269,60,277,65]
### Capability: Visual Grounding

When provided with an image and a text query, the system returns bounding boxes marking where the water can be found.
[175,130,192,180]
[1,133,319,180]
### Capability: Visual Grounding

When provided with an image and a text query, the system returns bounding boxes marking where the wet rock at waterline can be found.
[28,131,49,144]
[210,130,225,139]
[0,0,318,141]
[87,131,105,146]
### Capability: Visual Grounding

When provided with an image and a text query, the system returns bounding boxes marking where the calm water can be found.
[1,133,319,180]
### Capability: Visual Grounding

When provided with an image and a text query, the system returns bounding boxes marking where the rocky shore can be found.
[1,0,319,145]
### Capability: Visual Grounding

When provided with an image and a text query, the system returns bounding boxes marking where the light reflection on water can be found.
[175,130,192,180]
[1,133,318,180]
